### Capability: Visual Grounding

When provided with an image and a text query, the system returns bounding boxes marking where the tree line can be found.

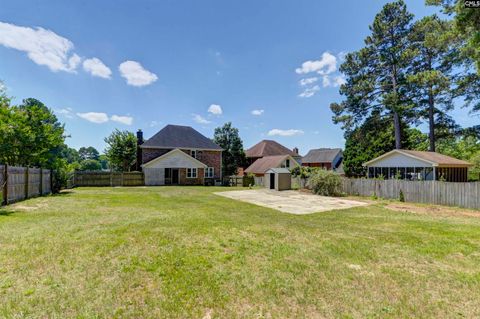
[0,84,246,185]
[0,85,143,188]
[331,0,480,179]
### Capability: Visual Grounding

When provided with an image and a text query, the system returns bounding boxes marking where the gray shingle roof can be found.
[302,148,342,164]
[141,124,222,150]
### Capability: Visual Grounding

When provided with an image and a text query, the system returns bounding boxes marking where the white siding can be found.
[143,149,206,185]
[144,168,165,186]
[254,176,264,186]
[145,150,205,168]
[367,153,432,168]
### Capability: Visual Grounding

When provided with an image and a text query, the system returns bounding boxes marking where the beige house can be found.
[363,149,472,182]
[244,154,299,186]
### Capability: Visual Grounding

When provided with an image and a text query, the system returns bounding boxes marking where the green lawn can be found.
[1,187,480,318]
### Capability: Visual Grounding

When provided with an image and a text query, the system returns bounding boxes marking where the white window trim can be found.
[187,168,197,178]
[190,150,197,159]
[205,167,214,178]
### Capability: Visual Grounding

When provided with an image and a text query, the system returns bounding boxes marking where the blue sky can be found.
[0,0,476,154]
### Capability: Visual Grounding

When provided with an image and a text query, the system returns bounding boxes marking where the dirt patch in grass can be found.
[386,202,480,218]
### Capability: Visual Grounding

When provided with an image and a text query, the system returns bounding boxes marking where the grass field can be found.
[1,187,480,318]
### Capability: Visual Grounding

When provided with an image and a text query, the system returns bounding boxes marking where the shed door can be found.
[270,173,275,189]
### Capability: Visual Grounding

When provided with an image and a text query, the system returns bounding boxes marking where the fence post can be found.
[39,168,43,195]
[25,167,29,199]
[50,169,54,194]
[2,165,7,205]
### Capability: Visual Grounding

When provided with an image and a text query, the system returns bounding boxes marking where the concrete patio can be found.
[215,189,369,215]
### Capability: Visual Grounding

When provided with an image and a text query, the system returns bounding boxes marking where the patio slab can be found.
[215,189,369,215]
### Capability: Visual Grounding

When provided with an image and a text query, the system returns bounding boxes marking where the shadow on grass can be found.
[0,209,15,217]
[52,190,74,197]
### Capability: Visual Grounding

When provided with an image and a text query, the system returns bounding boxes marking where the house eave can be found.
[140,145,223,151]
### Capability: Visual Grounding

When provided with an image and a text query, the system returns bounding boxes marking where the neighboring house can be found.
[363,149,472,182]
[245,140,301,166]
[138,125,222,186]
[244,154,299,185]
[302,148,343,172]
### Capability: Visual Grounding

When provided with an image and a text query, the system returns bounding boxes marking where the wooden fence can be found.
[341,178,480,210]
[73,171,144,187]
[1,165,52,205]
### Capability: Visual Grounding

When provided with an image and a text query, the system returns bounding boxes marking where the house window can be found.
[205,167,214,178]
[285,159,290,168]
[190,150,197,158]
[187,168,197,178]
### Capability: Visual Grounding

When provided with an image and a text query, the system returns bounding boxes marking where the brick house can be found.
[138,125,222,185]
[245,140,301,167]
[302,148,343,171]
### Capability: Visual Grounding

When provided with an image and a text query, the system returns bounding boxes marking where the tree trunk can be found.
[428,87,435,152]
[393,111,402,149]
[391,65,402,149]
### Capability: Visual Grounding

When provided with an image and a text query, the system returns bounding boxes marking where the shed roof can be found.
[245,140,297,158]
[364,149,472,167]
[265,167,291,174]
[244,155,290,174]
[302,148,342,163]
[141,124,222,150]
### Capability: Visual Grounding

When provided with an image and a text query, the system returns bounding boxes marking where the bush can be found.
[307,169,342,196]
[243,173,255,187]
[399,189,405,202]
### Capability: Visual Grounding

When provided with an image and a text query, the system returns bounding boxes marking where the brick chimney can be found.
[136,129,144,171]
[136,129,144,145]
[293,147,299,155]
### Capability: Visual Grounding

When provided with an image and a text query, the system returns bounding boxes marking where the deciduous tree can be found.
[213,122,246,176]
[104,129,137,171]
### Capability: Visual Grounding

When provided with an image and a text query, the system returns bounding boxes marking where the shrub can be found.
[399,189,405,202]
[243,173,255,187]
[307,169,342,196]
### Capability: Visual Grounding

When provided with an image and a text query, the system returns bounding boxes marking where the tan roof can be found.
[400,150,472,166]
[245,140,296,158]
[364,149,472,167]
[244,155,290,174]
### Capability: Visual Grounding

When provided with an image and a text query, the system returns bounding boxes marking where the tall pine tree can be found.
[331,0,415,149]
[406,15,456,152]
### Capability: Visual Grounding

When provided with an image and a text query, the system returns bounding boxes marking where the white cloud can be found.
[322,76,331,87]
[251,109,264,116]
[0,21,81,72]
[298,85,320,98]
[208,104,222,115]
[119,60,158,87]
[149,120,160,127]
[110,115,133,125]
[267,129,304,137]
[333,75,346,86]
[83,57,112,79]
[299,77,318,86]
[192,114,211,124]
[55,107,74,119]
[322,75,346,88]
[295,52,337,75]
[76,112,109,123]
